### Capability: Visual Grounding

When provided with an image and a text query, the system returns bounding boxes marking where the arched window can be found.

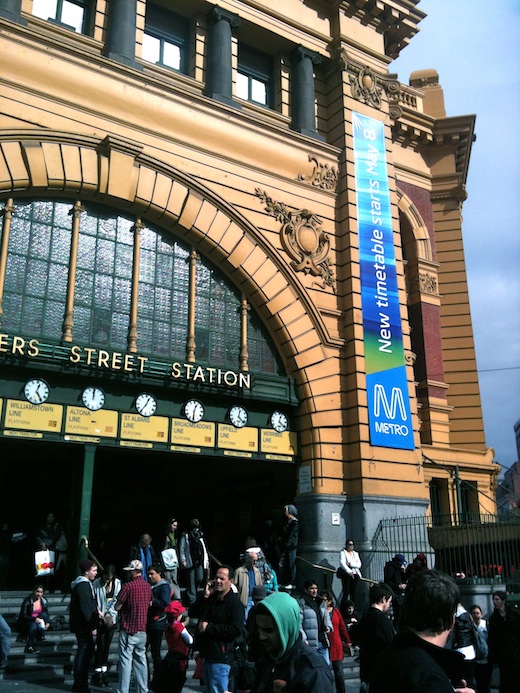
[0,199,282,375]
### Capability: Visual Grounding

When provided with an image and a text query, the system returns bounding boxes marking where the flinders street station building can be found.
[0,0,497,581]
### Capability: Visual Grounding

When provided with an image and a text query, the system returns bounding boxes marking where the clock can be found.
[184,399,204,423]
[229,404,248,428]
[24,378,50,405]
[82,386,105,411]
[135,393,157,417]
[270,410,289,433]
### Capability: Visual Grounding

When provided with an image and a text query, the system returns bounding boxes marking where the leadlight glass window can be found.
[143,4,190,74]
[32,0,90,34]
[0,198,282,375]
[74,205,133,351]
[2,201,70,338]
[247,312,279,374]
[138,226,189,357]
[236,45,274,107]
[195,263,241,368]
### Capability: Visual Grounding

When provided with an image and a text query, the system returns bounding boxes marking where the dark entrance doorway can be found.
[89,446,296,575]
[0,438,81,589]
[0,438,296,588]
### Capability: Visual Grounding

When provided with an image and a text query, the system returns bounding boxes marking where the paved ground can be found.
[0,661,361,693]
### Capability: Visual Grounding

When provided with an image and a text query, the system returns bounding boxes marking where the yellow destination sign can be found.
[120,413,169,443]
[171,418,215,448]
[65,406,118,438]
[5,399,63,433]
[261,429,298,456]
[218,424,258,452]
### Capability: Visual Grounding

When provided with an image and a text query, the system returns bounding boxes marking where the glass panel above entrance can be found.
[0,198,282,376]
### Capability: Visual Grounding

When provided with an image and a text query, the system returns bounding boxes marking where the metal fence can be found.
[364,513,520,587]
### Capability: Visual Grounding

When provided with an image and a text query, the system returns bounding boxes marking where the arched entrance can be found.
[0,130,330,585]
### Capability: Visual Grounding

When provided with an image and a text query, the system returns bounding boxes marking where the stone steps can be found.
[1,590,361,687]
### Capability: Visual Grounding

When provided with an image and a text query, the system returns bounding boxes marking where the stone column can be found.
[0,0,26,24]
[291,46,322,139]
[103,0,142,69]
[204,5,241,108]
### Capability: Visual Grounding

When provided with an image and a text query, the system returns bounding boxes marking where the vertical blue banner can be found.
[352,112,414,450]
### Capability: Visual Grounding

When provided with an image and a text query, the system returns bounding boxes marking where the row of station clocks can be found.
[22,378,290,432]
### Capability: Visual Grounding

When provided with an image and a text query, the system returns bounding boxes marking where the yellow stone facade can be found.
[0,0,497,572]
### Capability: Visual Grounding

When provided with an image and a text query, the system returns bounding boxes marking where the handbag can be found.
[35,549,55,576]
[162,548,179,570]
[103,612,115,628]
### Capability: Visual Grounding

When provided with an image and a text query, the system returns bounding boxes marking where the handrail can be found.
[297,555,379,584]
[80,535,104,573]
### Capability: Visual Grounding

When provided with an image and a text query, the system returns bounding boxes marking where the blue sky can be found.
[392,0,520,470]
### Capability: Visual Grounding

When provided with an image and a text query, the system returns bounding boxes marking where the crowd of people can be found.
[1,507,520,693]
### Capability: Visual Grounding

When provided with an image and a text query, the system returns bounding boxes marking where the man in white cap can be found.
[115,559,152,693]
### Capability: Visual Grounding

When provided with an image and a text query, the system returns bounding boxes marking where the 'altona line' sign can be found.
[0,333,251,390]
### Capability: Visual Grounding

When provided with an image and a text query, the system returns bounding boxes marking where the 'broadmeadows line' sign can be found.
[352,112,414,450]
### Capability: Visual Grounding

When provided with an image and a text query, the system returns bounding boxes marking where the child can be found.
[153,600,193,693]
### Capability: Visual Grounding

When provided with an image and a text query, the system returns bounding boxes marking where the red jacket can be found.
[328,606,350,661]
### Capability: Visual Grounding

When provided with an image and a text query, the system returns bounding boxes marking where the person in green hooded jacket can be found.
[253,591,334,693]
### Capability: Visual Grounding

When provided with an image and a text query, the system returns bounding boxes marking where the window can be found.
[0,199,282,375]
[2,201,71,339]
[32,0,90,34]
[143,4,190,74]
[237,45,274,107]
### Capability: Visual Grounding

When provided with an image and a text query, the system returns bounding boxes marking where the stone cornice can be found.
[432,115,476,186]
[339,0,426,59]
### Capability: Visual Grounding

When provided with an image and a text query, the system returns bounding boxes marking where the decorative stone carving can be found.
[406,272,438,296]
[255,189,335,291]
[297,155,338,191]
[350,66,383,109]
[339,49,403,119]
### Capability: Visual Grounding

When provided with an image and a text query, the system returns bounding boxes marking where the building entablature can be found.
[339,0,426,60]
[423,445,497,475]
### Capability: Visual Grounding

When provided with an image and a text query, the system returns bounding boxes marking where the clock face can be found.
[82,386,105,411]
[24,378,50,405]
[270,410,289,433]
[135,393,157,417]
[229,405,248,428]
[184,399,204,423]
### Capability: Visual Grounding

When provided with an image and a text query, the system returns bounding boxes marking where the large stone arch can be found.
[0,130,344,482]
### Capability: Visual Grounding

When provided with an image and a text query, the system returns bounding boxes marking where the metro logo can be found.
[373,384,407,421]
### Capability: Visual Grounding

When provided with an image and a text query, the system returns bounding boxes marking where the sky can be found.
[392,0,520,471]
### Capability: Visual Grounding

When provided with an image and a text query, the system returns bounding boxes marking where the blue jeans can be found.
[117,630,148,693]
[202,660,231,693]
[185,564,204,605]
[0,615,11,667]
[316,643,331,665]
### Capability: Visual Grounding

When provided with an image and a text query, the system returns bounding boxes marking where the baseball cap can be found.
[123,559,143,572]
[165,600,186,617]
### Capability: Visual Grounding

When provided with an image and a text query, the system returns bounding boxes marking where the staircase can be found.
[0,590,361,690]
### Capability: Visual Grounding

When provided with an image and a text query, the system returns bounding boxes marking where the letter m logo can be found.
[373,384,407,421]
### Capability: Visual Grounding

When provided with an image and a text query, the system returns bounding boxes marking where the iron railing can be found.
[364,513,520,587]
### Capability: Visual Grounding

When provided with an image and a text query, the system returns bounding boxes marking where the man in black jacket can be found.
[354,582,395,688]
[370,570,475,693]
[70,559,100,693]
[189,565,244,693]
